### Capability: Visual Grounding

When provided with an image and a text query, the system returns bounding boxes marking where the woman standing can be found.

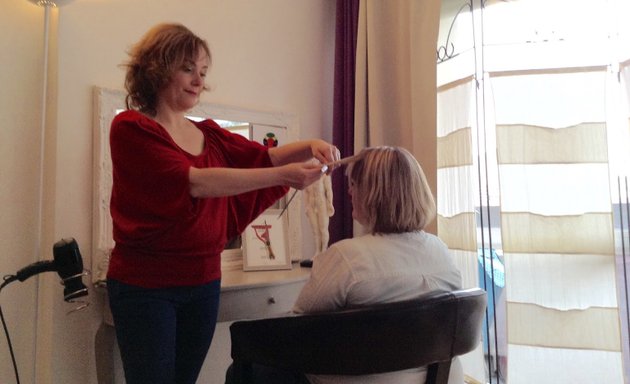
[107,23,339,384]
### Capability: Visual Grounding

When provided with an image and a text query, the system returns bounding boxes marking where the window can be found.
[437,1,630,383]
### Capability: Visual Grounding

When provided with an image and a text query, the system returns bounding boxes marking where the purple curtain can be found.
[329,0,360,245]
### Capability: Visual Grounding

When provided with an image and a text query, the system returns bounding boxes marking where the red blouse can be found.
[107,110,288,288]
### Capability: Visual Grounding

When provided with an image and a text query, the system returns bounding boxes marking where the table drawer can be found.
[218,280,305,321]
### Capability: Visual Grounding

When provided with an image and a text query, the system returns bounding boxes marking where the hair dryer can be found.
[0,238,89,384]
[14,238,88,302]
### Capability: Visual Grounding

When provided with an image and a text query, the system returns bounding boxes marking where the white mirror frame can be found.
[92,86,302,284]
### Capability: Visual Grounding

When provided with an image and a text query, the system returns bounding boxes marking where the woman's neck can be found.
[152,108,204,155]
[152,106,187,129]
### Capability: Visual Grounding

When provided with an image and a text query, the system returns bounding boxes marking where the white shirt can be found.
[293,231,463,384]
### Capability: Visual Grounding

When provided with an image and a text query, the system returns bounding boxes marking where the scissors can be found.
[277,155,361,218]
[277,165,327,218]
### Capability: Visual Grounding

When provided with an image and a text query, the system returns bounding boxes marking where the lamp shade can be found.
[28,0,75,6]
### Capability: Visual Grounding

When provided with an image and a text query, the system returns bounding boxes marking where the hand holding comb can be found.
[277,154,362,218]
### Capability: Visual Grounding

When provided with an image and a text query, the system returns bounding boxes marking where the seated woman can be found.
[293,146,463,384]
[225,146,463,384]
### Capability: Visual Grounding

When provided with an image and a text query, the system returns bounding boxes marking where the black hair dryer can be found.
[14,238,88,303]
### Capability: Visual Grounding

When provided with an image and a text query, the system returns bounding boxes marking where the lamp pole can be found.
[25,2,74,383]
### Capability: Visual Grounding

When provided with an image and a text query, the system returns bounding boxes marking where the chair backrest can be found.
[229,288,487,383]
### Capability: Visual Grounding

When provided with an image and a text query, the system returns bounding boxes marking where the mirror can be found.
[92,86,302,284]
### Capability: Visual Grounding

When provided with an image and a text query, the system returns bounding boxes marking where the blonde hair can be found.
[122,23,211,116]
[347,146,436,234]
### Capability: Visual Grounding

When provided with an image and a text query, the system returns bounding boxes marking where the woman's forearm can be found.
[189,167,284,198]
[189,161,326,198]
[189,140,338,198]
[268,140,318,166]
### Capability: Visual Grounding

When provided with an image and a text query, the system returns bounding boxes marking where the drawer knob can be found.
[267,297,276,304]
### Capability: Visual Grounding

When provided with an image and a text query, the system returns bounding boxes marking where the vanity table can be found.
[218,263,311,321]
[96,264,310,384]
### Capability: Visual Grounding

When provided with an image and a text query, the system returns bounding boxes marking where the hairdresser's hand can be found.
[280,161,326,190]
[310,139,340,163]
[310,140,340,173]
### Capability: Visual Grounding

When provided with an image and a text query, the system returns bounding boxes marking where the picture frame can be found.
[242,209,292,271]
[251,123,289,210]
[251,123,288,149]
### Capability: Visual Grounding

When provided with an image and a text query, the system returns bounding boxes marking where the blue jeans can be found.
[107,278,221,384]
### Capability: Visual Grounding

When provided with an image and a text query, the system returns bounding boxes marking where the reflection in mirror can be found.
[92,86,302,284]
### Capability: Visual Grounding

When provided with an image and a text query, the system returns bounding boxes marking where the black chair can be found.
[229,288,487,384]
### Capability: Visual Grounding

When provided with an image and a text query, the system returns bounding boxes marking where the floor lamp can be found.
[27,0,75,262]
[17,2,77,383]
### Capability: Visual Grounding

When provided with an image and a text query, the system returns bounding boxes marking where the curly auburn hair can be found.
[122,23,211,116]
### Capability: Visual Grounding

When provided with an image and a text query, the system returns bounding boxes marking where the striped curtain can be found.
[617,60,630,380]
[437,76,486,383]
[437,77,477,287]
[489,69,623,383]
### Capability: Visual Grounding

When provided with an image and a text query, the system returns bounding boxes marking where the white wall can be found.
[0,2,48,383]
[1,0,335,382]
